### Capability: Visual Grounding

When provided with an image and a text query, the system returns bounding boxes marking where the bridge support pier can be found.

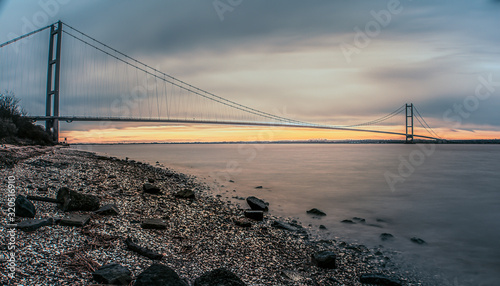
[46,21,62,143]
[405,103,414,144]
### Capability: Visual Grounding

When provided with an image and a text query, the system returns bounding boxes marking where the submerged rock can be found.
[306,208,326,216]
[341,219,356,224]
[380,233,394,241]
[194,268,246,286]
[93,263,132,285]
[410,237,427,245]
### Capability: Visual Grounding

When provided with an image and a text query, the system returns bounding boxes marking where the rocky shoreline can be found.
[0,145,425,285]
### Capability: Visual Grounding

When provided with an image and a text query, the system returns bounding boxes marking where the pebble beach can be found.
[0,145,426,285]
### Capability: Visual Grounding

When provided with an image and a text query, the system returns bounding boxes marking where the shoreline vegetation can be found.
[0,145,430,285]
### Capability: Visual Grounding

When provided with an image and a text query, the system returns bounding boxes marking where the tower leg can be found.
[405,103,414,144]
[46,21,62,143]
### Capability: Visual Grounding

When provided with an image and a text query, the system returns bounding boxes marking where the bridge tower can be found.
[45,21,62,142]
[405,103,414,144]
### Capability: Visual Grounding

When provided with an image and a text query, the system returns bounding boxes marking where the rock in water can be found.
[93,263,132,285]
[143,183,161,194]
[246,196,268,211]
[359,274,402,286]
[194,268,246,286]
[16,218,53,232]
[57,187,100,211]
[134,264,187,286]
[380,233,394,241]
[15,195,36,218]
[306,208,326,216]
[311,251,337,269]
[174,189,195,199]
[244,210,264,221]
[410,237,427,245]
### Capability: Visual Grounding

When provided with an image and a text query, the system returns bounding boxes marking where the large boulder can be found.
[57,187,100,211]
[134,264,187,286]
[194,268,246,286]
[311,251,336,269]
[15,195,36,218]
[93,263,132,285]
[246,196,268,211]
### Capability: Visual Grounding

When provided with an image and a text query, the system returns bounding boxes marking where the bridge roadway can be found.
[25,116,440,140]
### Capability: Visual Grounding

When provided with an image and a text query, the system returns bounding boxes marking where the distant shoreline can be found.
[71,139,500,145]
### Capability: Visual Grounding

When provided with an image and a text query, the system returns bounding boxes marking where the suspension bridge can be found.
[0,21,443,143]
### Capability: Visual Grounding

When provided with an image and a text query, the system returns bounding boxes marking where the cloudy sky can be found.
[1,0,499,142]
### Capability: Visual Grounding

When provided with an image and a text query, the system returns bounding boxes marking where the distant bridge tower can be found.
[46,21,62,142]
[405,103,414,143]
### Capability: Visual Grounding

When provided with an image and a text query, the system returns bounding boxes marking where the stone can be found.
[57,187,100,211]
[141,218,167,230]
[311,251,337,269]
[359,274,402,286]
[234,218,252,228]
[410,237,427,245]
[194,268,246,286]
[246,196,268,211]
[15,195,36,218]
[143,183,161,194]
[319,225,327,230]
[108,175,117,179]
[174,189,195,199]
[341,219,356,224]
[16,218,53,232]
[306,208,326,216]
[125,237,163,260]
[380,233,394,241]
[272,221,305,233]
[59,214,90,227]
[244,210,264,221]
[93,263,132,285]
[94,204,120,216]
[255,186,263,189]
[134,264,187,286]
[148,178,155,183]
[353,217,366,223]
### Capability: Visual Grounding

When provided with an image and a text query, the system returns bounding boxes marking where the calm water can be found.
[79,144,500,285]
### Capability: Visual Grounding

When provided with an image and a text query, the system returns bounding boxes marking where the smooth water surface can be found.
[80,144,500,285]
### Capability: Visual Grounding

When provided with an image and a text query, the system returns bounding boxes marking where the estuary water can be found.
[79,143,500,285]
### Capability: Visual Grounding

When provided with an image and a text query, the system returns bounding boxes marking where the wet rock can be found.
[94,204,120,216]
[59,214,90,227]
[410,237,427,245]
[194,268,246,286]
[272,221,306,235]
[246,196,268,211]
[229,180,235,183]
[174,189,195,199]
[380,233,394,241]
[57,187,100,211]
[141,218,167,230]
[134,264,187,286]
[244,210,264,221]
[234,218,252,228]
[125,237,163,260]
[16,218,53,232]
[353,217,366,223]
[92,263,132,285]
[359,273,402,285]
[319,225,327,230]
[341,219,356,224]
[311,251,337,269]
[143,183,161,194]
[306,208,326,216]
[15,195,36,218]
[255,186,263,189]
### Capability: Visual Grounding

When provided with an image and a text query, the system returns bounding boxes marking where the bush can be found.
[0,91,53,145]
